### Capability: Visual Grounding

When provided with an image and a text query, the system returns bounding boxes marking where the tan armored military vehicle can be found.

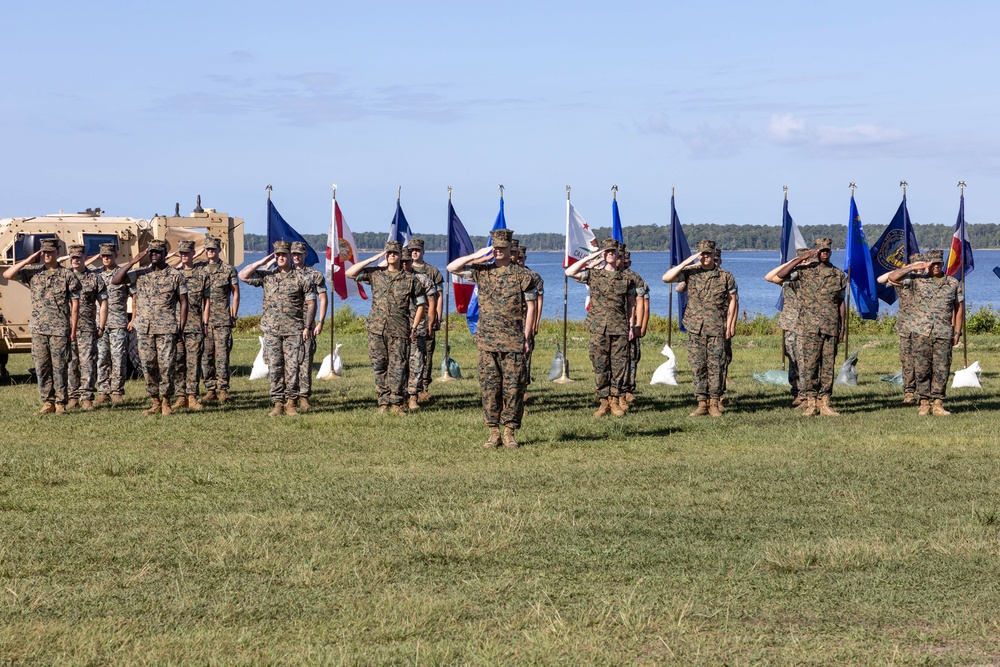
[0,201,243,379]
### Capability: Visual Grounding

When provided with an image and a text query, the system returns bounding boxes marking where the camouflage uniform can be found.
[893,260,922,396]
[201,257,239,394]
[133,261,188,398]
[406,271,437,398]
[355,260,426,407]
[778,279,803,398]
[96,255,132,398]
[574,259,637,400]
[294,264,328,401]
[788,260,847,399]
[68,266,107,402]
[679,262,738,402]
[410,249,444,393]
[902,271,962,401]
[519,263,544,389]
[17,258,81,406]
[244,266,317,404]
[622,270,647,394]
[173,264,210,396]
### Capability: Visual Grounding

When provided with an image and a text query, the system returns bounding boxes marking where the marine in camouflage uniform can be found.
[776,238,847,416]
[347,240,426,415]
[885,253,924,403]
[291,241,328,411]
[402,248,437,411]
[3,238,81,413]
[567,238,637,417]
[409,239,444,401]
[448,229,537,448]
[200,237,240,404]
[67,244,108,411]
[115,239,189,414]
[239,240,318,416]
[619,249,647,404]
[171,240,211,411]
[95,243,131,405]
[892,250,963,416]
[662,239,738,417]
[767,247,812,406]
[515,244,543,397]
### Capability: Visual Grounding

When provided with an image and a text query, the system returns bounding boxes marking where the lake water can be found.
[236,251,1000,320]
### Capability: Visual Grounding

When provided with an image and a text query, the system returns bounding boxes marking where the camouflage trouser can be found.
[97,327,128,396]
[407,333,427,397]
[589,332,629,398]
[721,337,733,392]
[783,329,802,397]
[31,334,70,405]
[422,331,437,392]
[478,349,525,428]
[913,334,952,400]
[520,338,535,391]
[202,326,233,392]
[264,333,303,404]
[688,333,726,401]
[138,332,177,398]
[368,332,409,406]
[899,333,916,394]
[173,330,204,396]
[624,337,642,393]
[295,335,317,399]
[69,330,98,401]
[799,331,837,398]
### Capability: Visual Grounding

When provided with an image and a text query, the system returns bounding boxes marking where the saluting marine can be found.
[172,240,210,411]
[290,241,328,412]
[879,253,924,404]
[618,247,648,406]
[402,247,437,412]
[515,243,543,400]
[408,238,444,403]
[95,243,131,406]
[200,236,240,404]
[766,247,812,407]
[66,244,107,412]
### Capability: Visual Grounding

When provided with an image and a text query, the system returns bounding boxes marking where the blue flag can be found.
[844,196,878,320]
[267,200,319,266]
[870,195,919,305]
[669,194,692,332]
[776,197,806,310]
[611,199,624,244]
[387,200,413,247]
[466,196,507,335]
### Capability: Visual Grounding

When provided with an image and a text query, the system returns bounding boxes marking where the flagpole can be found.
[781,185,787,370]
[843,182,857,362]
[440,186,456,382]
[553,185,574,383]
[328,184,341,379]
[959,181,969,368]
[667,185,674,349]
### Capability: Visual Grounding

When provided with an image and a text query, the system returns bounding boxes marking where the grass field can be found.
[2,325,999,665]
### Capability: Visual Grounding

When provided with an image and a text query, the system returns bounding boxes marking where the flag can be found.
[776,197,806,310]
[267,199,319,266]
[564,200,598,268]
[669,194,692,332]
[466,196,507,335]
[447,200,475,313]
[611,198,624,244]
[844,196,878,320]
[327,199,367,301]
[946,193,974,278]
[387,200,413,247]
[870,195,920,305]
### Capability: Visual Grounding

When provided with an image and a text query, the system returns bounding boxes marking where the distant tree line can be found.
[245,222,1000,253]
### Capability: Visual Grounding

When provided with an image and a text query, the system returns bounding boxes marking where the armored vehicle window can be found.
[15,234,58,261]
[83,234,119,256]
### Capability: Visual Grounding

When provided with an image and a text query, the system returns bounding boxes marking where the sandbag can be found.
[249,336,268,380]
[753,369,790,386]
[650,343,678,386]
[316,343,343,379]
[880,371,904,387]
[440,345,462,379]
[834,351,859,386]
[952,361,982,388]
[548,343,568,381]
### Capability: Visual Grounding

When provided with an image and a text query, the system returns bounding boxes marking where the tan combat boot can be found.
[284,399,299,416]
[791,395,803,407]
[931,399,951,416]
[95,393,111,406]
[483,426,502,449]
[408,395,420,411]
[610,396,626,416]
[377,405,388,415]
[36,402,56,415]
[298,397,311,412]
[66,398,78,411]
[801,397,817,417]
[903,392,915,404]
[54,403,67,415]
[171,395,188,411]
[390,404,407,416]
[689,400,709,417]
[718,396,727,412]
[160,399,172,416]
[617,395,630,412]
[624,392,635,404]
[143,398,161,416]
[218,389,230,404]
[80,399,95,412]
[111,394,124,405]
[818,396,840,417]
[594,398,611,417]
[202,390,218,404]
[188,395,203,411]
[502,426,519,449]
[418,390,431,403]
[708,397,723,417]
[268,402,284,417]
[918,399,930,416]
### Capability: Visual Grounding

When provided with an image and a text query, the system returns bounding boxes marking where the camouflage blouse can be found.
[575,268,636,336]
[901,275,963,339]
[466,263,536,352]
[97,266,131,329]
[73,269,108,332]
[245,268,317,336]
[132,265,188,335]
[17,265,81,336]
[787,263,847,337]
[356,267,426,337]
[178,266,211,333]
[201,261,239,328]
[679,266,737,336]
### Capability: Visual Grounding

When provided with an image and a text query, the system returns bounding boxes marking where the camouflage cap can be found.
[39,238,60,253]
[177,240,195,253]
[384,240,403,254]
[622,250,631,261]
[924,249,944,264]
[491,229,514,248]
[272,240,291,254]
[510,239,520,251]
[696,239,716,254]
[204,237,222,250]
[814,237,833,251]
[147,239,168,253]
[517,245,527,258]
[796,247,811,257]
[600,238,619,252]
[290,241,308,254]
[909,252,924,263]
[67,243,85,258]
[409,238,425,250]
[401,247,413,261]
[99,242,119,256]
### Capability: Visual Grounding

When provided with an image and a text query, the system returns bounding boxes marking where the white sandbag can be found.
[650,343,678,385]
[952,361,982,388]
[834,351,859,386]
[249,336,269,380]
[316,343,343,379]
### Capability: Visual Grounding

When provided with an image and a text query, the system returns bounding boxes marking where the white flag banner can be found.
[328,199,367,300]
[564,201,598,268]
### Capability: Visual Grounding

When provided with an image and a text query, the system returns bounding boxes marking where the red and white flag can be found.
[328,199,368,301]
[564,200,598,268]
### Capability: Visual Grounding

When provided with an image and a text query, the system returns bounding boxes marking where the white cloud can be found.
[766,114,807,144]
[766,114,908,152]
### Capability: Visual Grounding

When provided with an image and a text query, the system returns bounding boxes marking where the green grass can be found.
[2,326,1000,665]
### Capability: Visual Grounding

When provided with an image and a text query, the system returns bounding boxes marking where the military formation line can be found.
[4,230,964,446]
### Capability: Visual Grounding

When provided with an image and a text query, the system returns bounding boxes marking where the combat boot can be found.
[54,403,67,415]
[187,395,203,411]
[268,402,284,417]
[160,399,172,416]
[66,398,78,411]
[483,426,502,449]
[377,405,388,415]
[689,400,709,417]
[36,402,56,415]
[624,392,635,404]
[171,395,188,411]
[931,399,951,416]
[708,397,723,417]
[609,396,626,416]
[143,398,161,416]
[390,404,407,416]
[408,395,420,411]
[95,393,111,406]
[418,391,431,403]
[80,399,95,412]
[791,395,803,407]
[202,390,218,404]
[903,392,915,404]
[918,399,931,416]
[298,397,311,412]
[801,397,817,417]
[111,394,124,405]
[718,396,727,412]
[284,399,299,416]
[617,395,630,412]
[502,426,519,449]
[818,396,840,417]
[594,398,611,417]
[218,389,230,404]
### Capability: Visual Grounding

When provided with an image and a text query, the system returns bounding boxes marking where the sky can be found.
[3,1,998,240]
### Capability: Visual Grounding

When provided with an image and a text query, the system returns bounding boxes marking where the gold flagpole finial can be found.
[265,184,272,200]
[612,184,618,200]
[498,184,504,198]
[396,186,401,201]
[849,182,857,195]
[448,185,452,201]
[899,180,907,196]
[566,185,571,200]
[958,180,967,195]
[783,185,788,200]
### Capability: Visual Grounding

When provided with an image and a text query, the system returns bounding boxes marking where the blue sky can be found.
[3,1,997,240]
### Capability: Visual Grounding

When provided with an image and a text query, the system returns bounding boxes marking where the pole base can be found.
[438,373,457,383]
[552,372,574,384]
